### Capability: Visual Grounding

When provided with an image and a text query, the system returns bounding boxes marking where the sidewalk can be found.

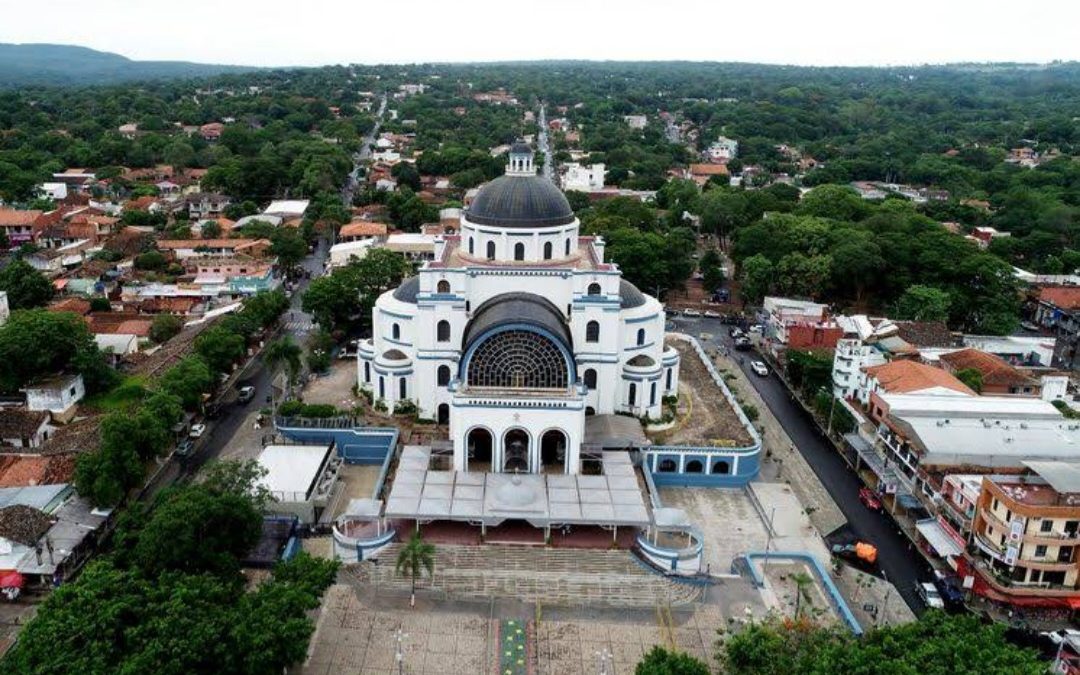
[711,350,847,536]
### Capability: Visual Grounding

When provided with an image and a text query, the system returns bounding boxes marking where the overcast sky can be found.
[2,0,1079,67]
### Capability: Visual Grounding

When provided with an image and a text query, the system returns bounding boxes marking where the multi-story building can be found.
[959,464,1080,612]
[705,136,738,163]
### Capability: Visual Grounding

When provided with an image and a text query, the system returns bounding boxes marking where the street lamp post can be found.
[395,628,408,675]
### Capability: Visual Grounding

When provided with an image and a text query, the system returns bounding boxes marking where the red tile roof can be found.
[340,222,388,238]
[863,360,975,396]
[0,209,43,227]
[938,348,1038,388]
[1038,286,1080,311]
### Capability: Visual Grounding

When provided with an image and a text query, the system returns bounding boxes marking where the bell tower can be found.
[506,139,535,176]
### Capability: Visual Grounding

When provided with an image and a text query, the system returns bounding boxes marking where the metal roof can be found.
[1022,460,1080,494]
[392,276,420,303]
[619,279,646,309]
[465,175,575,228]
[462,292,571,352]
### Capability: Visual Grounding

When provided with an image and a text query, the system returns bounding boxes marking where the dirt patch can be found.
[300,359,362,408]
[647,341,752,447]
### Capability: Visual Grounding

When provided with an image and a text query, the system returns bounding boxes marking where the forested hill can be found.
[0,43,259,87]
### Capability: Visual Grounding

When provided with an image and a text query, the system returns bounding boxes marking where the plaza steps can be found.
[346,543,702,608]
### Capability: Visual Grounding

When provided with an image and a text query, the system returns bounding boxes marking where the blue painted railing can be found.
[733,551,863,636]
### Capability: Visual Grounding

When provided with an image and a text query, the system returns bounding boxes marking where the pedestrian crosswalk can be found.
[284,319,314,333]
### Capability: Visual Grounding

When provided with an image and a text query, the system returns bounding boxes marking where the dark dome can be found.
[392,276,420,303]
[619,279,647,309]
[466,176,576,229]
[463,293,571,352]
[510,140,532,155]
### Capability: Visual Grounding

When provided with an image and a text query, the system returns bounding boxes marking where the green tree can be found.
[270,228,308,273]
[150,313,183,343]
[797,184,870,222]
[635,646,710,675]
[740,254,775,303]
[396,531,435,607]
[201,220,223,239]
[158,355,214,410]
[0,309,114,393]
[894,285,951,323]
[134,249,167,271]
[265,336,303,388]
[0,259,54,309]
[955,367,984,393]
[195,326,247,374]
[721,613,1045,675]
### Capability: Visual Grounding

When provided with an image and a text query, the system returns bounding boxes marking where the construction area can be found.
[647,340,753,447]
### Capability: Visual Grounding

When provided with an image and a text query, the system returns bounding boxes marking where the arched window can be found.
[543,241,552,260]
[586,320,600,343]
[713,460,731,475]
[378,376,385,399]
[658,458,676,472]
[636,328,646,346]
[468,237,474,255]
[486,241,495,260]
[514,242,525,261]
[437,320,451,342]
[467,330,569,389]
[565,238,571,255]
[364,362,370,383]
[583,368,597,390]
[686,459,704,473]
[628,382,637,406]
[437,403,450,425]
[437,364,451,386]
[399,377,407,400]
[587,283,601,296]
[666,368,672,390]
[650,382,657,406]
[437,280,450,294]
[391,323,401,340]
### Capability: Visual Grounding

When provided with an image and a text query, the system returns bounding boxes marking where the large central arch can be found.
[459,293,575,389]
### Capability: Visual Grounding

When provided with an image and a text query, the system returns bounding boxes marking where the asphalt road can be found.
[183,239,331,475]
[671,314,932,613]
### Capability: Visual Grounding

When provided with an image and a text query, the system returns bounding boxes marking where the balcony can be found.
[969,557,1080,597]
[980,507,1080,545]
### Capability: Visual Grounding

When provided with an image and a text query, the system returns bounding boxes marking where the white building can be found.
[0,291,8,327]
[256,444,340,524]
[624,115,647,130]
[561,163,606,192]
[384,233,437,261]
[21,373,85,423]
[358,141,680,475]
[328,239,375,269]
[706,137,738,163]
[36,182,68,201]
[262,200,310,220]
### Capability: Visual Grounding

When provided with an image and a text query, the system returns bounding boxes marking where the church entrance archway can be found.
[502,428,530,473]
[467,427,493,472]
[540,430,567,474]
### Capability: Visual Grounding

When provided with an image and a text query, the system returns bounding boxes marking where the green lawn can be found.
[83,375,149,412]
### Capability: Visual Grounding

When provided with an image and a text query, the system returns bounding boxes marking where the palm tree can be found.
[395,531,435,608]
[264,336,302,388]
[792,571,814,619]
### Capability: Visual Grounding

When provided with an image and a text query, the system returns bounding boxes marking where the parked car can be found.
[176,439,195,457]
[858,487,883,511]
[932,572,966,609]
[703,310,720,318]
[1020,320,1041,332]
[747,324,763,335]
[683,309,701,317]
[917,582,945,610]
[1042,628,1080,646]
[831,541,878,565]
[237,386,256,404]
[750,360,769,377]
[189,423,207,438]
[729,327,744,338]
[734,337,752,351]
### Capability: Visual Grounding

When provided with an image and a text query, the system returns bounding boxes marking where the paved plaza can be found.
[657,487,769,573]
[301,580,765,674]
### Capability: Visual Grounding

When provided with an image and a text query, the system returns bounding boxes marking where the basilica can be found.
[357,141,680,476]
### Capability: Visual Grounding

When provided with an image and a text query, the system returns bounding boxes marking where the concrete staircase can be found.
[346,543,702,607]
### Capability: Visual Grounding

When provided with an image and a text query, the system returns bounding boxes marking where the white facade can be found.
[562,163,606,192]
[706,137,738,163]
[0,291,8,327]
[359,143,679,476]
[832,337,887,399]
[328,240,374,269]
[22,373,85,420]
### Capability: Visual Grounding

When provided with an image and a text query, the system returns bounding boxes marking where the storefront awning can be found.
[916,518,963,559]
